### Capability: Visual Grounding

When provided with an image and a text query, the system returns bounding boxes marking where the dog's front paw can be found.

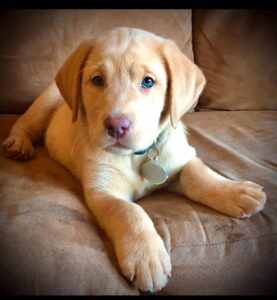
[116,231,172,292]
[223,181,267,219]
[2,135,35,161]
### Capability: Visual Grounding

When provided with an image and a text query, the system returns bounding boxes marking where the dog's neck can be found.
[134,126,171,156]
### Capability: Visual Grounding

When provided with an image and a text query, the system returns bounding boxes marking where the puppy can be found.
[2,27,266,292]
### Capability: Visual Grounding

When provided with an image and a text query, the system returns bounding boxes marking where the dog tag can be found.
[141,161,168,185]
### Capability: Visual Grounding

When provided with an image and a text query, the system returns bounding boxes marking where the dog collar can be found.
[134,142,155,155]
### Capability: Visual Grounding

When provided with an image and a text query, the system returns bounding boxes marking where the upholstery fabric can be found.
[0,111,276,295]
[0,9,193,114]
[193,10,277,111]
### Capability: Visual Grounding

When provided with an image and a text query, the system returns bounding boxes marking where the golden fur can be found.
[2,27,266,292]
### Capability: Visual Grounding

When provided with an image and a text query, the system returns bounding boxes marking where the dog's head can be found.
[55,27,206,155]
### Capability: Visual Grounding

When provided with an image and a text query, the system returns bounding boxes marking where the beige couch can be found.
[0,9,276,295]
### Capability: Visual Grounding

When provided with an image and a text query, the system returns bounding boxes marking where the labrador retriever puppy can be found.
[2,27,266,292]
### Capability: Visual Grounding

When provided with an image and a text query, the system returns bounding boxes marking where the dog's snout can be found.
[104,115,131,139]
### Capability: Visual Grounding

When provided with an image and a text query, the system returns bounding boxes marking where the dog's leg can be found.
[84,189,172,292]
[2,83,63,160]
[167,157,266,218]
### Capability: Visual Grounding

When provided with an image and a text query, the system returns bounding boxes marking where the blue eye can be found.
[141,77,155,89]
[91,75,104,86]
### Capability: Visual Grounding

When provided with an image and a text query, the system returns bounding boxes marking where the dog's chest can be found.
[90,154,157,201]
[92,143,194,201]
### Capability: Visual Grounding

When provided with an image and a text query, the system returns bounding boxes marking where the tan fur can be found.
[2,27,266,292]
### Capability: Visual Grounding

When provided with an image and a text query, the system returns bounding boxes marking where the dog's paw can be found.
[116,231,171,292]
[223,181,267,219]
[2,135,35,161]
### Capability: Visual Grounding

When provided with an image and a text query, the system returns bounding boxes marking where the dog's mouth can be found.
[110,143,130,150]
[105,142,134,155]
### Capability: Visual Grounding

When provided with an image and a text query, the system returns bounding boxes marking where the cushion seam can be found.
[172,231,277,249]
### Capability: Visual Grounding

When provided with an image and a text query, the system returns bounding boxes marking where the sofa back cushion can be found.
[193,9,277,111]
[0,9,193,114]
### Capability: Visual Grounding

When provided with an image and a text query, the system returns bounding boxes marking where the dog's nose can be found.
[104,115,131,139]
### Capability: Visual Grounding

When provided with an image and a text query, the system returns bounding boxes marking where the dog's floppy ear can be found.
[55,40,93,122]
[163,40,206,128]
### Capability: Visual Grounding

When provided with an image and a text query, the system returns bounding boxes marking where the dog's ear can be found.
[162,40,206,128]
[55,40,93,122]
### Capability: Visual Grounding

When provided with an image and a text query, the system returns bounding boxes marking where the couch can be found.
[0,9,276,295]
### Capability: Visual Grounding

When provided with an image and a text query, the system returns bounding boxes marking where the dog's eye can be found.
[141,77,155,89]
[91,75,104,87]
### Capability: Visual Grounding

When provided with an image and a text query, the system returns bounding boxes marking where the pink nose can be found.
[104,115,131,139]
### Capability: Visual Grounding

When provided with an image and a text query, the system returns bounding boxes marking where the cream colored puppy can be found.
[2,27,266,292]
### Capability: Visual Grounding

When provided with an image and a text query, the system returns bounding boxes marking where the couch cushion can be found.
[193,10,277,111]
[0,9,193,114]
[0,111,276,295]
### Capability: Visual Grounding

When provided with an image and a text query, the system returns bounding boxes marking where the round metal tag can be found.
[141,161,168,185]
